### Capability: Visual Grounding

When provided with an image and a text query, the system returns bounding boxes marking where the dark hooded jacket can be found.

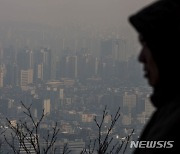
[129,0,180,153]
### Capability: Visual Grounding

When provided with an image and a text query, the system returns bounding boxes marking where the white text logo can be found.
[130,141,174,148]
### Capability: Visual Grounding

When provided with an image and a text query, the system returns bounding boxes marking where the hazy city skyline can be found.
[0,1,156,153]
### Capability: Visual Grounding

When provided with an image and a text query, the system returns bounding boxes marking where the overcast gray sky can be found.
[0,0,155,27]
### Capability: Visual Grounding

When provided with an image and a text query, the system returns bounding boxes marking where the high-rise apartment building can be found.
[0,70,3,88]
[20,69,33,89]
[100,39,113,59]
[17,50,34,70]
[100,38,127,62]
[44,99,51,115]
[112,39,127,62]
[33,48,52,82]
[66,56,78,79]
[0,65,5,88]
[123,92,137,112]
[41,48,52,81]
[0,48,3,65]
[37,64,43,80]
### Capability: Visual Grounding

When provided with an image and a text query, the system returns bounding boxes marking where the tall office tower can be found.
[59,89,64,100]
[0,65,5,88]
[77,53,96,80]
[85,54,96,78]
[56,48,72,80]
[97,57,114,79]
[17,49,34,70]
[112,39,127,62]
[100,38,127,62]
[33,51,41,82]
[66,55,78,79]
[20,69,33,90]
[56,57,66,80]
[44,99,51,115]
[29,50,34,69]
[0,48,3,65]
[5,63,20,86]
[3,46,16,65]
[39,48,51,81]
[99,39,122,79]
[95,57,99,75]
[0,70,3,88]
[100,39,113,59]
[33,48,52,82]
[37,64,43,80]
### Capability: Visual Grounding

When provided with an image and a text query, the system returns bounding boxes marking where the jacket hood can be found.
[129,0,180,108]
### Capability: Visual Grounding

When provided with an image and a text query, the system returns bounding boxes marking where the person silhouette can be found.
[129,0,180,153]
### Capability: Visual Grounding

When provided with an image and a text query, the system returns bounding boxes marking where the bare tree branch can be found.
[4,101,59,154]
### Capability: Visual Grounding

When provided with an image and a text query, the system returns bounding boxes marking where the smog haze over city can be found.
[1,0,153,26]
[0,0,155,153]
